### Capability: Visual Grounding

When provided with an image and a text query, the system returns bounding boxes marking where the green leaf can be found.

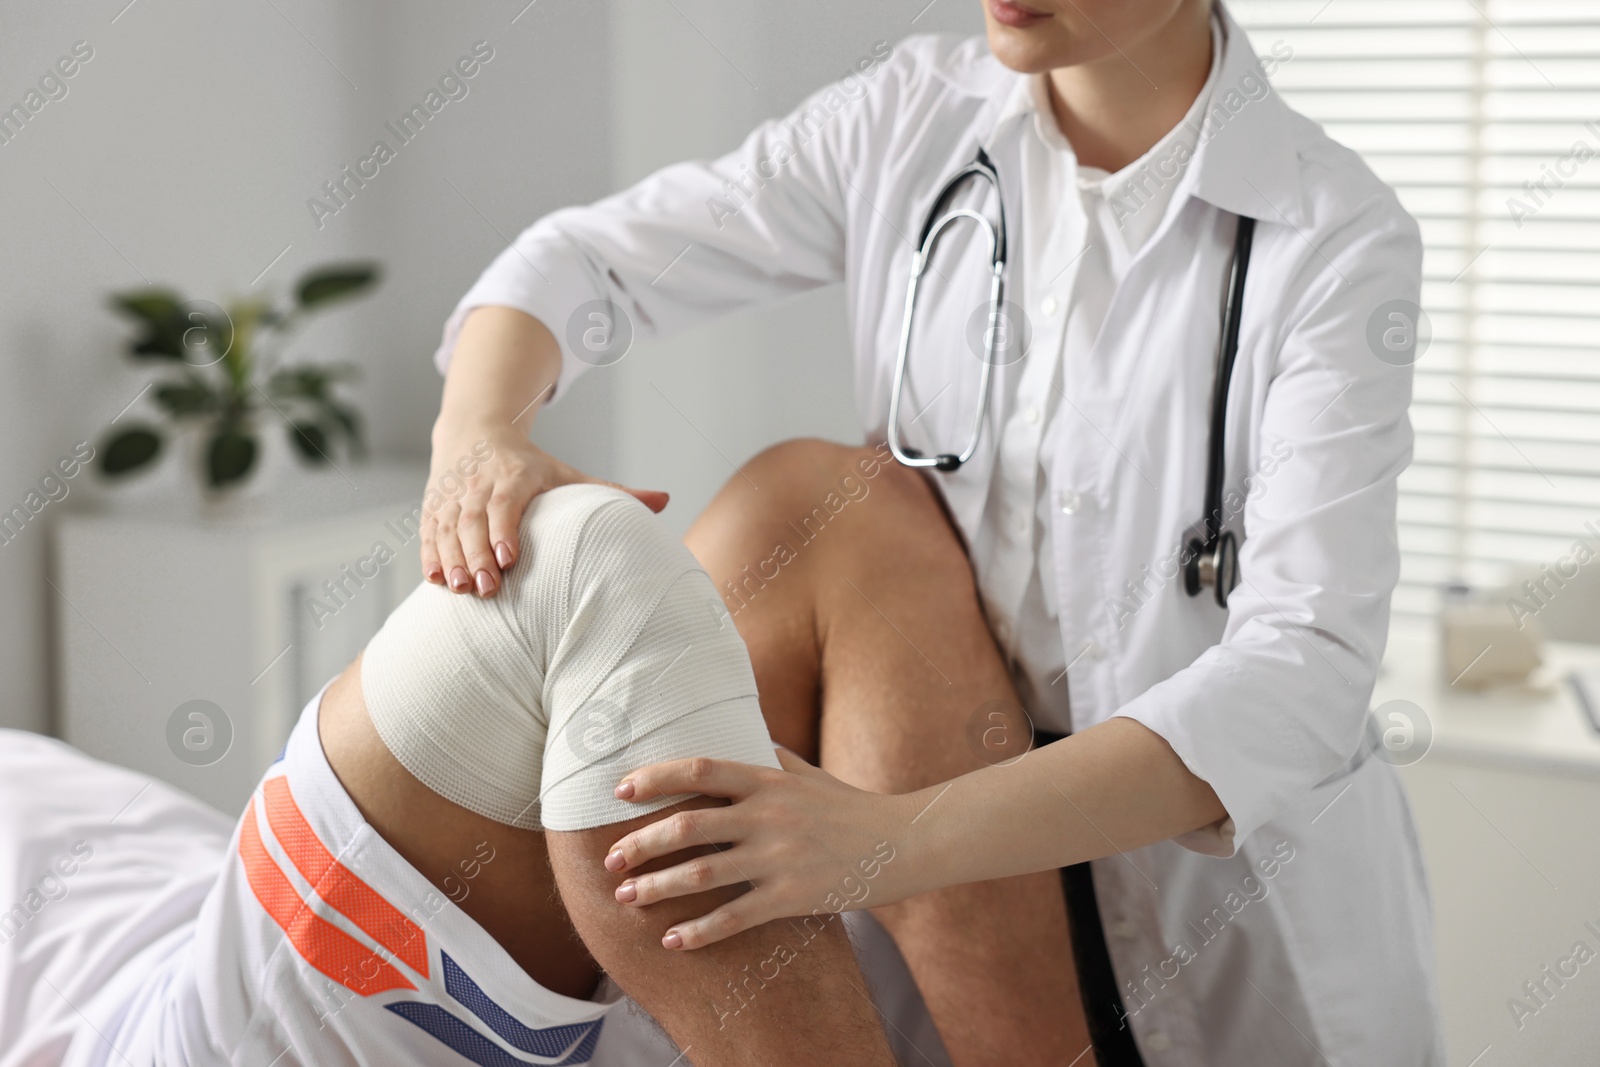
[266,366,328,401]
[129,336,180,360]
[206,425,257,488]
[322,399,361,437]
[99,427,163,476]
[153,380,217,417]
[110,291,237,365]
[295,264,379,309]
[110,290,183,326]
[111,290,187,361]
[128,323,187,361]
[322,400,365,458]
[266,364,359,410]
[288,421,330,462]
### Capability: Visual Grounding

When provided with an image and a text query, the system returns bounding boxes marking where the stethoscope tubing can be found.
[889,148,1255,607]
[889,150,1007,471]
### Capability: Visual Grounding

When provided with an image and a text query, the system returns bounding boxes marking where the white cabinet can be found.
[53,462,426,815]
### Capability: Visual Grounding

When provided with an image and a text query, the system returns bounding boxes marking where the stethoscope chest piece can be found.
[1184,528,1240,608]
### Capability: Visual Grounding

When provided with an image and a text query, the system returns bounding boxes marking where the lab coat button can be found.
[1024,406,1041,425]
[1109,918,1137,940]
[1057,489,1082,514]
[1145,1032,1172,1053]
[1041,295,1059,316]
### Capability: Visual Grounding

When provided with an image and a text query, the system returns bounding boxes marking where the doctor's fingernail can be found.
[662,930,683,950]
[494,541,514,569]
[474,569,495,596]
[448,567,470,592]
[425,563,444,583]
[615,780,635,799]
[605,850,627,872]
[615,881,637,903]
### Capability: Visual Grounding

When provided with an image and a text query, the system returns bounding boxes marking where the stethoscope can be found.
[887,148,1257,608]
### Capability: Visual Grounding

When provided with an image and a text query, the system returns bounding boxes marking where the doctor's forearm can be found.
[909,717,1226,891]
[435,306,563,439]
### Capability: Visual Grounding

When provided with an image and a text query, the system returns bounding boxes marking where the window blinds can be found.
[1232,0,1600,621]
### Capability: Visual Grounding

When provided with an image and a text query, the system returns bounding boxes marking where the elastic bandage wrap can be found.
[361,484,780,832]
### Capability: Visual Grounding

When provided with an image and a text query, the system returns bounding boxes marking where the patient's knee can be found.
[362,483,779,834]
[739,438,899,511]
[697,438,961,584]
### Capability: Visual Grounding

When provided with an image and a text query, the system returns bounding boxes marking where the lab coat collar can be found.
[1183,4,1307,227]
[960,3,1307,229]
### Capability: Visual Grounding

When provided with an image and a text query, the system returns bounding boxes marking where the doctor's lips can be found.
[988,0,1053,28]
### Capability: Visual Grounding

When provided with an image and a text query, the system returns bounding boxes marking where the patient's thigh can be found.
[544,808,899,1065]
[317,658,602,1000]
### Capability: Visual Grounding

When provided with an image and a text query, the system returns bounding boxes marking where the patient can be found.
[0,485,901,1066]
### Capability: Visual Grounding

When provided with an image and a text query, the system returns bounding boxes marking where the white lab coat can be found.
[437,9,1445,1065]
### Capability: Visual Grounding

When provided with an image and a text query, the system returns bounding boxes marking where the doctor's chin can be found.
[4,2,1599,1066]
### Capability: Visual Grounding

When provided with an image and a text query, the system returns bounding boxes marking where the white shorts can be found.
[3,693,946,1067]
[88,689,688,1065]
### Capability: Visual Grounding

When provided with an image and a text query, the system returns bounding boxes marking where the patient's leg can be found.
[321,480,897,1065]
[312,662,889,1062]
[547,816,891,1061]
[686,439,1095,1066]
[319,661,894,1064]
[319,660,594,997]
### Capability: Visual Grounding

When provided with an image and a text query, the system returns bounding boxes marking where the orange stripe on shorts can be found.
[262,776,431,978]
[238,797,415,996]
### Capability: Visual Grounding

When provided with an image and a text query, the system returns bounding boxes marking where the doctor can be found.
[422,1,1443,1064]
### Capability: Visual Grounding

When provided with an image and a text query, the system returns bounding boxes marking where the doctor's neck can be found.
[984,0,1215,174]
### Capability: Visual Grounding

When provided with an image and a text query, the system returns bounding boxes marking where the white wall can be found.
[1,0,984,733]
[0,0,366,733]
[334,0,618,475]
[592,0,986,536]
[0,0,614,733]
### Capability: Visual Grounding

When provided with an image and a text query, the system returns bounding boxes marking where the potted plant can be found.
[98,262,380,491]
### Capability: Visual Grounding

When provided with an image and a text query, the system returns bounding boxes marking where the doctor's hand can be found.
[604,750,931,949]
[420,424,668,597]
[424,305,668,597]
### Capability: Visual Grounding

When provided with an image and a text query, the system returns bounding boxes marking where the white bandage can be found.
[361,485,781,832]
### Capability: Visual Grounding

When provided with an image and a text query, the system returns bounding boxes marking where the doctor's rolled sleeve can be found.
[1113,196,1421,856]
